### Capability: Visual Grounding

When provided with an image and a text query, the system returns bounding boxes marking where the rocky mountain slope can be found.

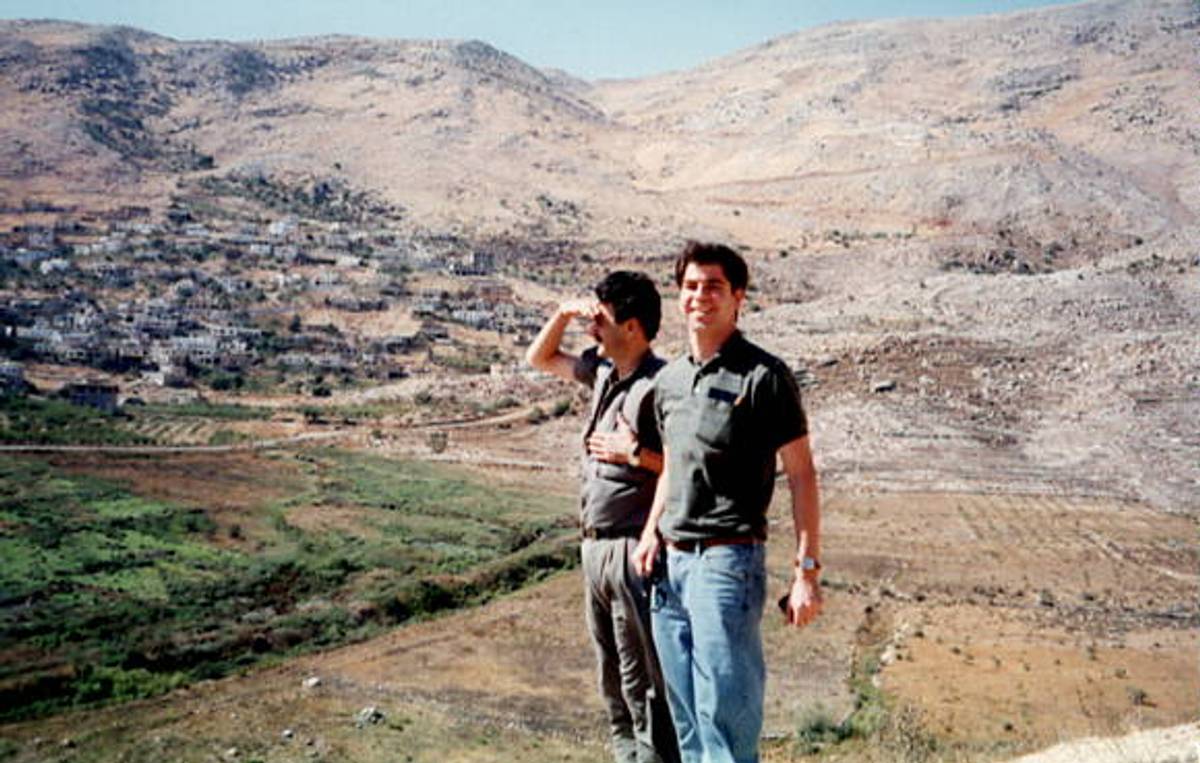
[593,0,1199,252]
[1,1,1197,515]
[0,20,625,237]
[3,1,1196,247]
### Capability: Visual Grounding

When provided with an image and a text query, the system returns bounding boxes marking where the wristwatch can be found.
[796,556,821,573]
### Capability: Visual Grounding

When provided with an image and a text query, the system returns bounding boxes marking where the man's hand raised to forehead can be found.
[558,298,600,323]
[526,297,601,383]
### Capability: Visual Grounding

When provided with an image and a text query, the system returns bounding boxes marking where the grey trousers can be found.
[582,537,680,763]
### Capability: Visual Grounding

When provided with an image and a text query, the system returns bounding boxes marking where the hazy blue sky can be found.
[2,0,1079,79]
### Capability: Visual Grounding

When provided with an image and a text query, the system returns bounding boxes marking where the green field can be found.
[0,396,153,446]
[0,451,575,721]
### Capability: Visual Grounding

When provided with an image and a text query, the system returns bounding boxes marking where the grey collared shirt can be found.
[574,347,665,534]
[653,332,807,542]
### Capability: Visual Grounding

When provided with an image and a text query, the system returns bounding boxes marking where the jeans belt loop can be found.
[666,535,762,553]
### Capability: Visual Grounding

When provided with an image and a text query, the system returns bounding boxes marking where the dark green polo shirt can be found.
[654,332,807,542]
[574,347,665,534]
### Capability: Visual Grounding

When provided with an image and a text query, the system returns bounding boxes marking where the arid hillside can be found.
[2,0,1197,514]
[2,0,1197,248]
[592,0,1199,250]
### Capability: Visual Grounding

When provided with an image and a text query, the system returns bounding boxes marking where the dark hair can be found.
[594,270,662,340]
[673,241,749,292]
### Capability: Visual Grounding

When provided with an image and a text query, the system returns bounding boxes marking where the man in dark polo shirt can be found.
[526,271,678,763]
[633,242,822,763]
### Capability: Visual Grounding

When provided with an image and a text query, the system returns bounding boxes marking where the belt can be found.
[581,526,641,541]
[665,535,762,552]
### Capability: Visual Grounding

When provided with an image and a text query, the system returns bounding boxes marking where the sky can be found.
[1,0,1080,80]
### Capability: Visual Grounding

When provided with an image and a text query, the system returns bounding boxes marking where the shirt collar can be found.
[611,348,660,387]
[689,330,746,372]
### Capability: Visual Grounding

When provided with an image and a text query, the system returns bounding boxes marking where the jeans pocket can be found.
[703,544,765,612]
[649,581,667,613]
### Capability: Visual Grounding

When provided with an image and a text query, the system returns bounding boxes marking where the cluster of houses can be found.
[0,212,550,396]
[412,279,545,335]
[0,360,118,413]
[3,295,257,381]
[0,360,26,393]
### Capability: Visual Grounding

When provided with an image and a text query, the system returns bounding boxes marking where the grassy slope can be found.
[0,397,152,446]
[0,450,576,721]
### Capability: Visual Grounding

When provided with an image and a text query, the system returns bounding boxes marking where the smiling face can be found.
[678,261,744,339]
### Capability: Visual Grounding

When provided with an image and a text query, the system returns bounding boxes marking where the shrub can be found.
[795,704,847,754]
[72,665,187,706]
[427,431,449,454]
[208,429,250,446]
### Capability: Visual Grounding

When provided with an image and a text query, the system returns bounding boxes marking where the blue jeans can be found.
[651,542,767,763]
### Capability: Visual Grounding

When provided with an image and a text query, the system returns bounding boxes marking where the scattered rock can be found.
[355,706,385,728]
[872,379,897,393]
[282,728,296,741]
[302,676,322,689]
[1005,721,1200,762]
[793,365,819,388]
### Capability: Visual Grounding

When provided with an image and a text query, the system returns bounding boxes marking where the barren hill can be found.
[594,0,1199,254]
[0,2,1195,511]
[0,0,1195,511]
[2,1,1197,247]
[0,19,627,239]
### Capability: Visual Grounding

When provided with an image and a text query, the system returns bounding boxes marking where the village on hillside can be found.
[0,185,567,414]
